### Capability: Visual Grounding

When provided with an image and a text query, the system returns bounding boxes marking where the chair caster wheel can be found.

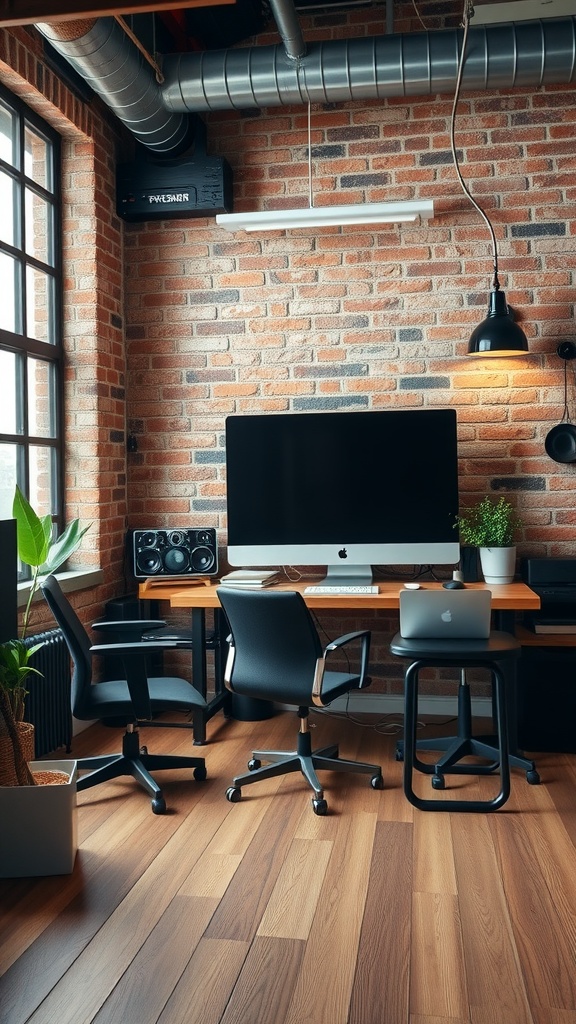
[370,773,384,790]
[152,796,166,814]
[226,786,242,803]
[527,769,540,785]
[312,797,328,816]
[432,774,445,790]
[395,747,404,762]
[194,765,207,781]
[248,758,261,771]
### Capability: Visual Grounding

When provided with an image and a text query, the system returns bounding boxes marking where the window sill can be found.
[17,567,104,608]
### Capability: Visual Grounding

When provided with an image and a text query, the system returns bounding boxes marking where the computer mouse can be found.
[443,580,465,589]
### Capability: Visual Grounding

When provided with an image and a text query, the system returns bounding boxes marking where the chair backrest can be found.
[216,587,324,706]
[40,575,94,720]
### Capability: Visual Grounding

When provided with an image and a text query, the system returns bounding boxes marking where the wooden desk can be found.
[138,579,540,743]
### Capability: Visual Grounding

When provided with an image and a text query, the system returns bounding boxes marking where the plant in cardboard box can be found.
[0,486,89,787]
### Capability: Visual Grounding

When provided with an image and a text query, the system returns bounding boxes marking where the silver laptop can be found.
[399,589,492,639]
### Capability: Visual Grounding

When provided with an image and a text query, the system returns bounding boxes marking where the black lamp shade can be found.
[468,288,528,356]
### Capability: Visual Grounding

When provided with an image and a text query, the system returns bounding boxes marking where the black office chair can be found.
[217,587,383,815]
[41,575,208,813]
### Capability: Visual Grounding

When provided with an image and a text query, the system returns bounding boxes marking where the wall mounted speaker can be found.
[132,528,218,579]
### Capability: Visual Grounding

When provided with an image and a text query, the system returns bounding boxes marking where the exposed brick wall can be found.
[123,4,575,696]
[2,7,575,700]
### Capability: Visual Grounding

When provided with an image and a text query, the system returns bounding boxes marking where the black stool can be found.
[390,631,540,812]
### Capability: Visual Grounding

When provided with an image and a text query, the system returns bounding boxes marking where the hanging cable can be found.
[114,15,164,84]
[450,0,500,290]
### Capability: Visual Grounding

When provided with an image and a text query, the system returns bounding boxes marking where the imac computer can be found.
[225,408,460,587]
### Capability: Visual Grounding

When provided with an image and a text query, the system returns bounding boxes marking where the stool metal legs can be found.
[403,659,511,812]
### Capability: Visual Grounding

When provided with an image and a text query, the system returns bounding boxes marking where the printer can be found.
[521,558,576,633]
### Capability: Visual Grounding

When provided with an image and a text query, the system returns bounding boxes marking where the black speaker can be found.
[132,528,218,579]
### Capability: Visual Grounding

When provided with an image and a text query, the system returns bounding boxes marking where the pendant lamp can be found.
[451,1,528,356]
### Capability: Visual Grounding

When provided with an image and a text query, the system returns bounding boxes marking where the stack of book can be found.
[218,570,282,589]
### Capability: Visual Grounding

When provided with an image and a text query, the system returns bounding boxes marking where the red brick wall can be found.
[0,26,128,635]
[123,5,576,696]
[2,8,575,698]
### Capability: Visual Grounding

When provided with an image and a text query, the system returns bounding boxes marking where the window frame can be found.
[0,82,64,569]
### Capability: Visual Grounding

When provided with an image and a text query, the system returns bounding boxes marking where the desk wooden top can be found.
[138,578,541,612]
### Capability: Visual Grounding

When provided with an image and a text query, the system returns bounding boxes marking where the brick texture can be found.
[2,4,575,698]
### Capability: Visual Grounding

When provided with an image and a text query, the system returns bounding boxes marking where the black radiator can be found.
[23,629,73,757]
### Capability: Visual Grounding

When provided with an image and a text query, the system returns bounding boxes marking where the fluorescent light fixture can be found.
[216,199,434,233]
[472,0,575,24]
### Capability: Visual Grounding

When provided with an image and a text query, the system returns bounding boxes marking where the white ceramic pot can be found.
[479,546,517,585]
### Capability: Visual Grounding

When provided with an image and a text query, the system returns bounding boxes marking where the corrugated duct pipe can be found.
[161,16,576,113]
[35,17,194,154]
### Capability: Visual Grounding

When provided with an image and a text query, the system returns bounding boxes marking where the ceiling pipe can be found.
[35,17,194,155]
[160,16,576,112]
[268,0,306,60]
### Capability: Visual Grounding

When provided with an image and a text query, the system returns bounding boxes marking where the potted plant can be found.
[0,487,89,876]
[454,495,523,585]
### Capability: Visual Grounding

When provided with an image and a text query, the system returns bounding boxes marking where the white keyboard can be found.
[303,585,379,595]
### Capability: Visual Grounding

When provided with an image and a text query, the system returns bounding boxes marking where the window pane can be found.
[26,264,54,343]
[28,357,56,438]
[0,169,18,246]
[0,251,18,333]
[29,445,55,519]
[0,443,17,519]
[25,188,52,265]
[24,124,50,190]
[0,100,15,166]
[0,349,18,433]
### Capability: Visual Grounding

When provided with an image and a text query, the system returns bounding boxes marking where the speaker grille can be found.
[132,528,218,579]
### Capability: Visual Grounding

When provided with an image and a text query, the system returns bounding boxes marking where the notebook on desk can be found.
[399,589,492,639]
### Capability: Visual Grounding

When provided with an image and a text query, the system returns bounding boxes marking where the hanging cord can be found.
[307,100,314,209]
[114,15,165,84]
[450,0,500,291]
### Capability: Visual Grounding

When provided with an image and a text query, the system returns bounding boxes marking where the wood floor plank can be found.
[205,784,305,942]
[283,811,377,1024]
[219,935,306,1024]
[257,836,333,940]
[413,812,457,895]
[489,812,576,1014]
[91,895,219,1024]
[157,937,249,1024]
[450,814,534,1024]
[348,820,412,1024]
[410,892,468,1020]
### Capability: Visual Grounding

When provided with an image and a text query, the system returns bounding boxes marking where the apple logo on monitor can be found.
[441,609,452,623]
[338,548,348,559]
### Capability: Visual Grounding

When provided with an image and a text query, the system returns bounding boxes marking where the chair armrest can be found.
[92,619,166,638]
[323,629,371,688]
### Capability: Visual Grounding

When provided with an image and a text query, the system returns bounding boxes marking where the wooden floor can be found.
[2,709,576,1024]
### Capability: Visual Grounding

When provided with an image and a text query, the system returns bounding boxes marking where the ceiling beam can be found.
[0,0,234,29]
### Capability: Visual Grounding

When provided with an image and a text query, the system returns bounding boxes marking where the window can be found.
[0,85,63,566]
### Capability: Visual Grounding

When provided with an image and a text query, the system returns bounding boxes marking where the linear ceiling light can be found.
[216,199,434,232]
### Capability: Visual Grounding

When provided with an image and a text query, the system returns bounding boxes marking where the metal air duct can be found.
[160,16,576,112]
[36,17,194,154]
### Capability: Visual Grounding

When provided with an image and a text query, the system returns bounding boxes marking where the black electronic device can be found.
[443,580,465,590]
[521,557,576,632]
[132,528,218,579]
[225,408,460,587]
[117,146,233,223]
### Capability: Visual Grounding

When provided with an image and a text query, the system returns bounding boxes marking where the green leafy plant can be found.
[454,496,522,548]
[0,488,89,785]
